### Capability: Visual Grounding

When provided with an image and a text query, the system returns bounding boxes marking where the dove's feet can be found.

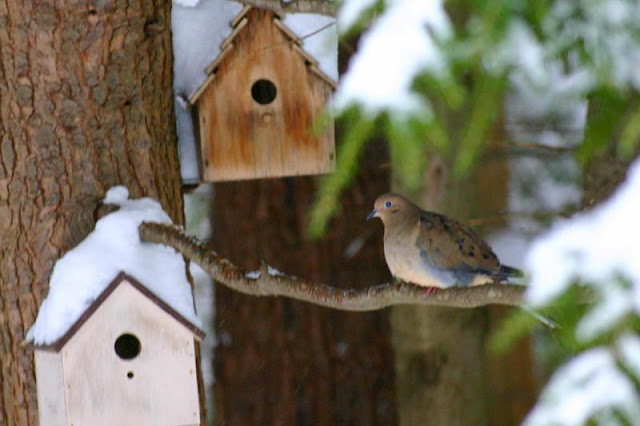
[425,286,438,295]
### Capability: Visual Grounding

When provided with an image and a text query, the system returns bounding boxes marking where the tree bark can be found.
[0,1,184,424]
[476,150,539,426]
[211,143,397,426]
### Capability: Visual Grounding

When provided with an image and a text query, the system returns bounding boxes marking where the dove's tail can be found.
[499,264,523,278]
[456,264,525,286]
[487,264,525,285]
[482,264,524,284]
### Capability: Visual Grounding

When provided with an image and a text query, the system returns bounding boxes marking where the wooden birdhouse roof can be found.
[189,6,337,105]
[34,272,205,352]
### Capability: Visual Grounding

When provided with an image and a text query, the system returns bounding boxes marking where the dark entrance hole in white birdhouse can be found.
[127,371,134,379]
[251,79,277,104]
[114,333,141,360]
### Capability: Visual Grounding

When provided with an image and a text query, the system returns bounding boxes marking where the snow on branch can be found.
[139,222,526,310]
[237,0,337,16]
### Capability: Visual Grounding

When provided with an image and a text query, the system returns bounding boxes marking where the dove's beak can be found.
[366,209,378,220]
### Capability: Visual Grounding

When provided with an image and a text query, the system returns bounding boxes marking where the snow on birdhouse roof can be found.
[189,6,337,105]
[26,186,202,347]
[34,272,205,352]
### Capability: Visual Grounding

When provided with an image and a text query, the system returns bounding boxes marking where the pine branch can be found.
[139,222,527,311]
[237,0,337,17]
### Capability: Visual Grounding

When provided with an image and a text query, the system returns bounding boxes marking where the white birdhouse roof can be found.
[189,5,337,105]
[34,272,205,352]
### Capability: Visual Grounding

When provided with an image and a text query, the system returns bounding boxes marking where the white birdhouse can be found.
[32,272,204,426]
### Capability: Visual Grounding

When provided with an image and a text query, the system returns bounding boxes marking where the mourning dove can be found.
[367,193,521,289]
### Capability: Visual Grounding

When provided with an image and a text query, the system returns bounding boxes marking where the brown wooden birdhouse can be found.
[189,6,337,181]
[33,272,204,426]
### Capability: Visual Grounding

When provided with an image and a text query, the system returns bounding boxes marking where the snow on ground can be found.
[334,0,450,115]
[172,0,337,182]
[26,187,200,346]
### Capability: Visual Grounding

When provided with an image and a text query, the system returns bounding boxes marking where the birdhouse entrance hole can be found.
[114,333,141,360]
[190,7,337,181]
[251,79,277,104]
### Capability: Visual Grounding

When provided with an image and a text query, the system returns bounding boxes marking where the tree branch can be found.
[139,222,527,311]
[237,0,337,17]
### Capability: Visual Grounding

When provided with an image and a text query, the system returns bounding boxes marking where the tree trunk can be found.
[477,152,539,426]
[212,143,397,426]
[0,1,184,424]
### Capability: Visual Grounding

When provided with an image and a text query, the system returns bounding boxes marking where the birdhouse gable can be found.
[34,272,204,353]
[33,271,203,426]
[189,7,337,181]
[191,7,335,105]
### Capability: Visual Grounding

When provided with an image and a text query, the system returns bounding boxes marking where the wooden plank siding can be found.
[196,8,335,181]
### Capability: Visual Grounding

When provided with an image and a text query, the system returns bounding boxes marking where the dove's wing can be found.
[415,212,511,285]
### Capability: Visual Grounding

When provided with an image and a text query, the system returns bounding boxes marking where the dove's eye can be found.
[385,201,392,208]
